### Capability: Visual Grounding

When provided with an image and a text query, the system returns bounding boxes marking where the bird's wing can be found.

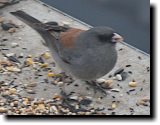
[11,10,86,64]
[49,28,85,64]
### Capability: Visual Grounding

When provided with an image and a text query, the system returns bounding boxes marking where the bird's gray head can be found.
[88,27,123,45]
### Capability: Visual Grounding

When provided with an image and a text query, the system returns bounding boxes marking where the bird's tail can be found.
[10,10,59,51]
[10,10,42,26]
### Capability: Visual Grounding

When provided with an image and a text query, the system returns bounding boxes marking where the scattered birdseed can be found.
[96,78,106,83]
[111,112,116,115]
[108,74,112,78]
[128,71,133,74]
[0,17,4,23]
[6,66,21,72]
[112,96,116,98]
[42,52,51,59]
[1,48,9,50]
[47,72,55,77]
[26,89,36,94]
[146,67,150,72]
[8,28,16,33]
[74,84,79,87]
[11,42,19,48]
[27,83,37,87]
[6,53,15,57]
[5,55,21,63]
[39,63,48,68]
[128,89,136,92]
[138,56,142,60]
[137,98,150,107]
[0,107,8,113]
[140,88,143,91]
[119,48,123,51]
[0,11,150,115]
[101,79,113,89]
[129,81,137,87]
[18,53,24,58]
[114,68,124,76]
[141,96,150,102]
[8,88,17,94]
[125,64,131,67]
[0,43,6,46]
[111,102,117,109]
[111,88,120,92]
[26,57,34,65]
[79,98,92,106]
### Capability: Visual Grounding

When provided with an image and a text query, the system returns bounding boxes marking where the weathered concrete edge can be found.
[35,0,150,57]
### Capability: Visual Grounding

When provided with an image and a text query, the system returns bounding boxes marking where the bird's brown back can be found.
[59,28,84,48]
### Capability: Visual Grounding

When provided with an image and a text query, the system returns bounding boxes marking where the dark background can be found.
[41,0,150,54]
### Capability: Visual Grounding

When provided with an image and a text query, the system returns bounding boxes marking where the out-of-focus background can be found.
[41,0,150,54]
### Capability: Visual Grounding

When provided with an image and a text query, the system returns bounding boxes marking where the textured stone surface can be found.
[0,0,150,115]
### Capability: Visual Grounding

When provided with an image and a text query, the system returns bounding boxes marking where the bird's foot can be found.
[85,81,108,96]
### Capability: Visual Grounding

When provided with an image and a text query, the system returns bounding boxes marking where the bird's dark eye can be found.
[98,33,114,42]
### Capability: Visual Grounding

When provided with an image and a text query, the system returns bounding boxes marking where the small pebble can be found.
[18,53,24,58]
[115,74,122,81]
[57,81,64,86]
[96,78,106,83]
[79,98,92,106]
[26,89,36,94]
[121,72,128,81]
[50,106,58,113]
[1,23,12,30]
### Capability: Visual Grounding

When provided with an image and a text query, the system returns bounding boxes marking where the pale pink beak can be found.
[112,33,124,43]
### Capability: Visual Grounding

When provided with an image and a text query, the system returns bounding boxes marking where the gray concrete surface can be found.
[0,0,150,115]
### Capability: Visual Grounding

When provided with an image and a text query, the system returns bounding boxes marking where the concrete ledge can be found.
[0,0,150,115]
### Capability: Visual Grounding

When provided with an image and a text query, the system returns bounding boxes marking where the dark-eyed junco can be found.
[11,11,123,92]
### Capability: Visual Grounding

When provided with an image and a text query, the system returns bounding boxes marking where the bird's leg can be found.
[85,81,108,96]
[58,73,67,93]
